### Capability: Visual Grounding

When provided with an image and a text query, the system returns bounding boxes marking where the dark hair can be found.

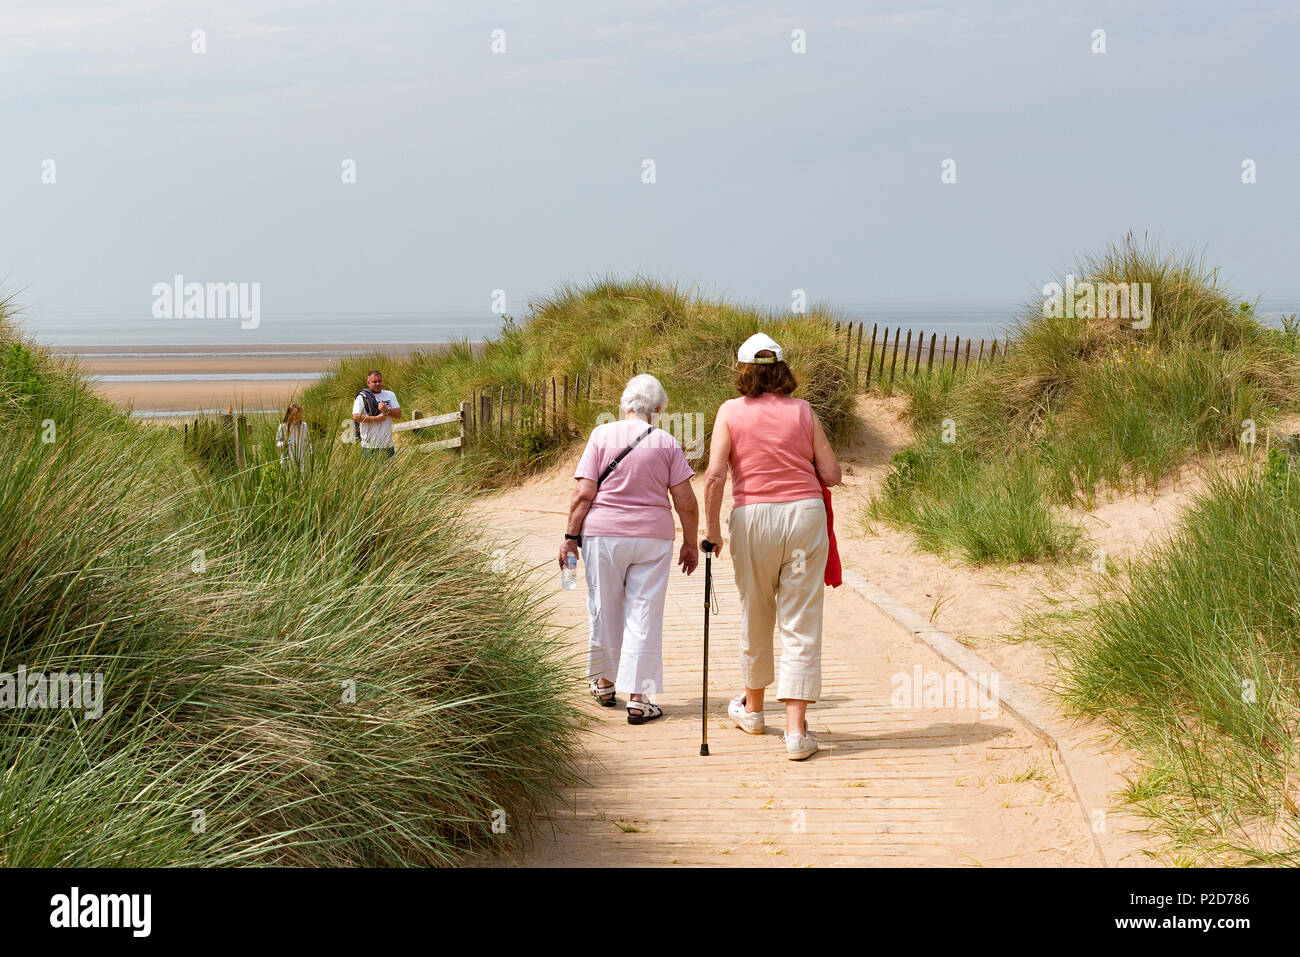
[367,370,382,379]
[735,350,798,398]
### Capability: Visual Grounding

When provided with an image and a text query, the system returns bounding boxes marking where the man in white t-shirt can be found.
[352,369,402,458]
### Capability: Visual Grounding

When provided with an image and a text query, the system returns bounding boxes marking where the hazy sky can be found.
[4,0,1298,337]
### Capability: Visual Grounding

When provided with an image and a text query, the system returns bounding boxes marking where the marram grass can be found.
[0,308,581,866]
[868,239,1300,563]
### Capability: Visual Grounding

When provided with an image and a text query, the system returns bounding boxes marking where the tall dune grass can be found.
[1054,463,1300,862]
[0,309,580,866]
[868,240,1300,563]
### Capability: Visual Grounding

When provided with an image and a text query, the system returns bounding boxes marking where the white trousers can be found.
[582,536,673,696]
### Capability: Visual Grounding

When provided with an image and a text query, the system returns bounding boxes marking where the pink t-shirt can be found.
[575,419,694,540]
[725,393,822,506]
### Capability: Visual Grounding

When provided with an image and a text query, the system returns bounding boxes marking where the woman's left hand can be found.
[678,543,698,575]
[558,538,580,569]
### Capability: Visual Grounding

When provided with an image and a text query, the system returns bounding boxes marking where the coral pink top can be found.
[725,393,822,507]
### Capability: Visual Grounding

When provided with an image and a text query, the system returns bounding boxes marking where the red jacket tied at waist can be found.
[820,479,842,588]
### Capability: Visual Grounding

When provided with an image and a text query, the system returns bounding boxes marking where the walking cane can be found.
[699,539,716,756]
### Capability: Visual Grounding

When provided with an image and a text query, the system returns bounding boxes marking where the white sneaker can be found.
[727,695,765,734]
[783,728,819,761]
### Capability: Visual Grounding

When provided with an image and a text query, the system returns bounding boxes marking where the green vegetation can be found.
[868,239,1300,564]
[1053,464,1300,862]
[0,306,580,866]
[303,277,860,486]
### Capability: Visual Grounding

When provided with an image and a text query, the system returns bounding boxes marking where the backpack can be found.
[354,389,379,443]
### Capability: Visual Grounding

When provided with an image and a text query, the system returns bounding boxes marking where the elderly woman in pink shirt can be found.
[559,374,699,725]
[704,333,842,760]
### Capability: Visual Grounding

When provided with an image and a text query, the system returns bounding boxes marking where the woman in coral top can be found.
[703,333,841,760]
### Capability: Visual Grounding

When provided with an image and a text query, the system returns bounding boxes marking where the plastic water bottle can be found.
[561,554,578,590]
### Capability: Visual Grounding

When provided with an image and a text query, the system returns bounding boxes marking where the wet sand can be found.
[61,343,436,414]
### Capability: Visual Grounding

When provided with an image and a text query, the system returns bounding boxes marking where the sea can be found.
[21,299,1299,350]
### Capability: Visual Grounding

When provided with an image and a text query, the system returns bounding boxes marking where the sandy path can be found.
[472,458,1098,866]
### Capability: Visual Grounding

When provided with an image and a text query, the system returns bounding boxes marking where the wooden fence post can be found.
[552,377,558,437]
[234,415,246,469]
[888,327,901,387]
[963,337,971,371]
[865,323,878,387]
[458,401,470,452]
[951,336,960,373]
[902,329,914,377]
[853,322,864,387]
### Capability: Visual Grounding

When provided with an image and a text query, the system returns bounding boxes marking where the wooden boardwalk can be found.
[475,482,1098,867]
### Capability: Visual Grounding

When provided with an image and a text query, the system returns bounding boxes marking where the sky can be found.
[3,0,1298,341]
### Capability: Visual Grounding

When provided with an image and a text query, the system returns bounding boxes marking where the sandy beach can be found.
[62,343,433,414]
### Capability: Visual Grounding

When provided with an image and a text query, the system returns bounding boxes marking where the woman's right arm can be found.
[703,404,731,550]
[559,478,597,568]
[811,412,841,486]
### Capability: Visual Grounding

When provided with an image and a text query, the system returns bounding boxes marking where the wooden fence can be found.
[392,407,466,451]
[831,321,1011,390]
[462,360,652,443]
[407,325,1012,450]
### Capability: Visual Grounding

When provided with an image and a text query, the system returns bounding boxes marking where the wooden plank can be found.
[392,410,461,432]
[415,435,463,452]
[902,328,913,377]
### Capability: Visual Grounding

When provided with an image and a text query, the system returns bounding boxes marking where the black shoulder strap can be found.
[357,389,378,416]
[596,426,654,490]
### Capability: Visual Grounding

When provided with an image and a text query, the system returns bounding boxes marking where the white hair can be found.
[619,373,669,420]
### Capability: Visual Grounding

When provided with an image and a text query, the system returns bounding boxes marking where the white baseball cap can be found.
[737,332,784,364]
